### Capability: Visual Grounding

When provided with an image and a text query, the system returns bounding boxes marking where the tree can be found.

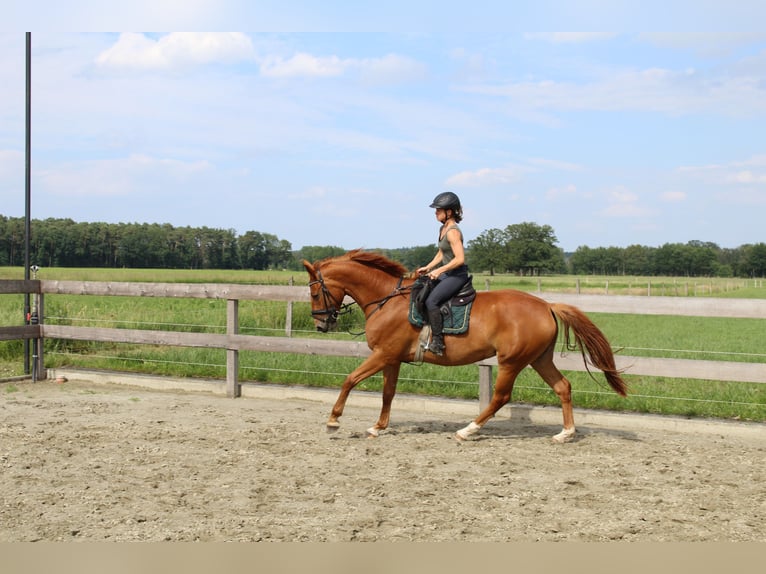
[569,245,596,274]
[623,244,653,275]
[294,246,347,268]
[504,222,563,275]
[467,228,506,275]
[383,245,436,271]
[0,215,8,265]
[743,243,766,277]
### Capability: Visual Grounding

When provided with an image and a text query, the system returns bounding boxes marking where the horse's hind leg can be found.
[531,349,576,443]
[455,364,521,441]
[366,362,401,438]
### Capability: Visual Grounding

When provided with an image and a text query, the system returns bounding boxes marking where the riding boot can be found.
[427,308,446,356]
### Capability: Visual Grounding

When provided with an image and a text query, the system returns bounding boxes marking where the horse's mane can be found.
[320,248,409,277]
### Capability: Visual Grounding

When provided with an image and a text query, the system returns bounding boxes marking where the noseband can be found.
[308,270,355,325]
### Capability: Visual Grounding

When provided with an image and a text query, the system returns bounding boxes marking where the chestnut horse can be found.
[303,249,628,442]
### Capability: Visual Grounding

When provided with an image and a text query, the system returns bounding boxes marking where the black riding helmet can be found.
[429,191,461,211]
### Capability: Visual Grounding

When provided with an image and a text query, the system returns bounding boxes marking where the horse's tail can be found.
[549,303,629,397]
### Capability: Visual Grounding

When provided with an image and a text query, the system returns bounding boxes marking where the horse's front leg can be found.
[366,362,401,438]
[327,353,387,433]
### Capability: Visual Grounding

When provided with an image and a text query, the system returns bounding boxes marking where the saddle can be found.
[408,275,476,334]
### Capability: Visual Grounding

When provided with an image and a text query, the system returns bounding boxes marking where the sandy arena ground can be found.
[1,378,764,542]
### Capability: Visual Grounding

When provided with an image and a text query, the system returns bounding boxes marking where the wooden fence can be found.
[1,279,765,410]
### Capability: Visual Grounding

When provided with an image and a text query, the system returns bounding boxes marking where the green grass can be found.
[479,273,766,298]
[0,266,299,284]
[591,313,766,362]
[1,267,764,422]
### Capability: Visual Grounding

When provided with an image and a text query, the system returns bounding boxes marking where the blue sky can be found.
[2,27,766,252]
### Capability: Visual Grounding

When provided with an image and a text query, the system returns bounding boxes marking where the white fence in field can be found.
[1,279,765,410]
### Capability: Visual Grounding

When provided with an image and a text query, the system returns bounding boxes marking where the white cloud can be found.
[598,186,653,217]
[357,54,426,84]
[457,65,766,117]
[545,184,578,200]
[715,189,766,205]
[260,52,347,78]
[730,170,766,184]
[607,186,638,203]
[661,191,687,202]
[289,186,329,200]
[445,166,528,187]
[259,51,425,83]
[679,155,766,186]
[527,157,584,172]
[445,157,581,191]
[38,154,212,196]
[525,33,618,44]
[639,33,766,57]
[347,187,374,196]
[600,202,652,217]
[96,32,255,70]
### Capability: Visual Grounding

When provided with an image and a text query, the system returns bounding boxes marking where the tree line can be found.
[0,216,294,270]
[468,222,766,278]
[1,215,765,277]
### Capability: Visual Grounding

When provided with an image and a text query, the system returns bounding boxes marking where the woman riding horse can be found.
[416,192,468,356]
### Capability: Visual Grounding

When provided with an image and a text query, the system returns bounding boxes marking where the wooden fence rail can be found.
[1,280,765,409]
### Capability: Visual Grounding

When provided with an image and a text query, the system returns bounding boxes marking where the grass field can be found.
[1,266,764,422]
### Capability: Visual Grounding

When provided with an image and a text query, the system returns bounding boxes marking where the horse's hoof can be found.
[326,422,341,434]
[454,421,480,441]
[366,426,380,438]
[552,428,576,443]
[453,432,466,442]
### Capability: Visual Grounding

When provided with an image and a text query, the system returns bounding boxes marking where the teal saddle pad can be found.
[407,298,473,335]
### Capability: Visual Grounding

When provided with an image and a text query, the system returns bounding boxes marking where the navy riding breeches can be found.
[424,266,469,311]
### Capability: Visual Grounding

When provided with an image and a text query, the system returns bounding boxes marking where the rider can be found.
[416,192,468,356]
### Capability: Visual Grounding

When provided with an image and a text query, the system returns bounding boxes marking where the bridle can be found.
[308,269,356,325]
[308,269,412,329]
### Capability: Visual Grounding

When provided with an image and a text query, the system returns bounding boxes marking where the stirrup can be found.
[428,337,445,356]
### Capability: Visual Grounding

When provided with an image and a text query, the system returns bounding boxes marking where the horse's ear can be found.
[302,260,316,276]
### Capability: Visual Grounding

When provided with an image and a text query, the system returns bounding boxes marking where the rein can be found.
[361,276,411,320]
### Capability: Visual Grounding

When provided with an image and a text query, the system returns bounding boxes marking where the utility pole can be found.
[23,32,32,374]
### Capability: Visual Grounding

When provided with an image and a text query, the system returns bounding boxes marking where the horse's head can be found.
[304,250,409,332]
[303,259,346,332]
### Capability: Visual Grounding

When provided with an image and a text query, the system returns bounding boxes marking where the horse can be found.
[303,249,628,442]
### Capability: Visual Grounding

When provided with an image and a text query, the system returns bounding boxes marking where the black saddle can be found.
[411,275,476,320]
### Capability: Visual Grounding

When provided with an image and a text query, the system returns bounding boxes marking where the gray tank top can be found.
[438,224,463,266]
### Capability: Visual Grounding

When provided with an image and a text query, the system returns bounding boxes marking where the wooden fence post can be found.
[286,277,294,337]
[34,292,46,380]
[226,299,241,398]
[285,302,293,337]
[478,363,493,411]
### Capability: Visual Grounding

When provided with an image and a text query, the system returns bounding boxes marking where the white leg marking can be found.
[552,427,576,443]
[455,421,482,441]
[366,426,380,438]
